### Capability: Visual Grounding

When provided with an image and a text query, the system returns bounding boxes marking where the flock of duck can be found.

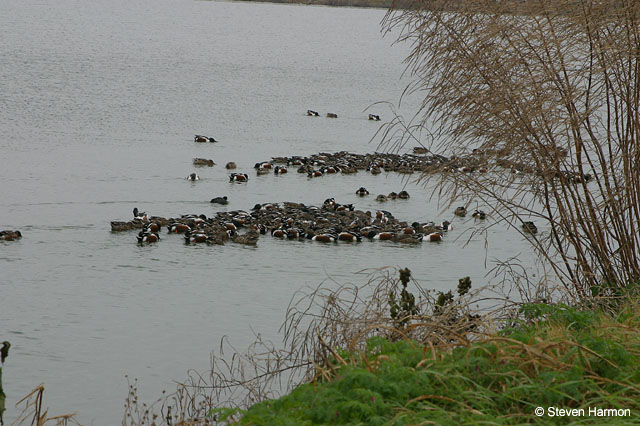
[112,198,458,246]
[104,122,547,246]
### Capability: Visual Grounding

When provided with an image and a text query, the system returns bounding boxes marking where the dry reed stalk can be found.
[380,0,640,299]
[11,385,79,426]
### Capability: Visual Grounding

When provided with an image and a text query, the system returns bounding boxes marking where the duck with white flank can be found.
[368,114,381,121]
[307,110,320,116]
[194,134,217,143]
[355,187,369,196]
[187,173,200,181]
[472,210,487,220]
[229,173,249,182]
[133,207,147,221]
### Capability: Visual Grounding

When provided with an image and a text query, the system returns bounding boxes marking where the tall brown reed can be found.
[380,0,640,300]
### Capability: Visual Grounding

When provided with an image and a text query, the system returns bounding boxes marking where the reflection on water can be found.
[0,0,538,423]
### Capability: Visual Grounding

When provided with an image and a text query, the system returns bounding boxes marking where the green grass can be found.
[217,302,640,425]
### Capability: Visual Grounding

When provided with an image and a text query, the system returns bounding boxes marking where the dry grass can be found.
[379,0,640,299]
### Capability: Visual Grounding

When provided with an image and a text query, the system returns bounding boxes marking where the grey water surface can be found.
[0,0,537,423]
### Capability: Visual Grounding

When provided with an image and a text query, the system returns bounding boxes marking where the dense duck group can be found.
[112,201,455,246]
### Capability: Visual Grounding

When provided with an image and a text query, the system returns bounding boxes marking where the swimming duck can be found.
[387,192,398,200]
[194,134,217,143]
[437,221,453,231]
[233,229,260,245]
[369,165,381,175]
[193,158,215,166]
[168,223,191,233]
[133,207,147,221]
[472,210,487,220]
[308,170,323,178]
[454,206,467,217]
[137,230,160,243]
[187,173,200,181]
[334,203,355,212]
[368,114,381,121]
[0,230,22,241]
[274,166,288,174]
[393,233,423,243]
[256,167,270,175]
[426,232,443,242]
[355,187,369,196]
[376,194,388,202]
[184,230,208,244]
[413,147,429,154]
[326,113,338,118]
[312,233,337,242]
[271,227,286,239]
[210,196,229,205]
[143,223,161,234]
[229,173,249,182]
[373,231,394,241]
[307,110,320,116]
[338,231,361,242]
[254,162,272,170]
[522,221,538,234]
[398,190,410,199]
[225,162,237,170]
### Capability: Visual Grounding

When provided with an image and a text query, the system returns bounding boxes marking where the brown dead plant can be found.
[11,385,79,426]
[122,267,515,425]
[380,0,640,301]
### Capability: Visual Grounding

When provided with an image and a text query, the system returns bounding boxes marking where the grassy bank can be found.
[216,302,640,425]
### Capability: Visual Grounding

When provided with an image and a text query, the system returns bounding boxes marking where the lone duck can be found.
[194,134,217,143]
[229,173,249,182]
[522,221,538,234]
[413,146,429,154]
[454,206,467,217]
[225,162,237,170]
[472,210,487,220]
[193,158,215,166]
[187,173,200,181]
[368,114,381,121]
[210,196,229,205]
[307,110,320,116]
[326,113,338,118]
[0,230,22,241]
[355,187,370,196]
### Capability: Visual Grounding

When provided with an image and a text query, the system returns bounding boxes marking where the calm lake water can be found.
[0,0,537,423]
